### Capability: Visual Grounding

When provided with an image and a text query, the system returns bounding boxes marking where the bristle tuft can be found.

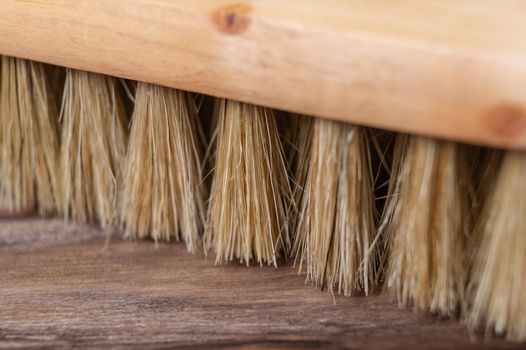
[293,119,377,295]
[381,135,468,316]
[120,83,205,251]
[0,57,60,213]
[59,69,128,227]
[468,151,526,341]
[204,99,292,266]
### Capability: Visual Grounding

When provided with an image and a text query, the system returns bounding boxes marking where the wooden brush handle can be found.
[1,0,525,149]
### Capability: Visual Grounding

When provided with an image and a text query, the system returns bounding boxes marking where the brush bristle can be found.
[59,69,128,227]
[468,151,526,341]
[293,119,376,295]
[204,99,292,266]
[381,135,468,316]
[120,83,205,251]
[0,57,60,213]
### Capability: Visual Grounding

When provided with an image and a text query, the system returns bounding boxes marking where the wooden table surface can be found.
[0,218,523,349]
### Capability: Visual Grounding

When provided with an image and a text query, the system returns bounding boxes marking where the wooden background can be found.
[0,217,523,349]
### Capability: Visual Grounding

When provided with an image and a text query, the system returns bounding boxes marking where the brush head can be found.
[59,69,128,227]
[204,99,292,266]
[120,83,205,251]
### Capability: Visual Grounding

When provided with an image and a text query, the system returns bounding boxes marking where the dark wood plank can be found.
[0,218,523,349]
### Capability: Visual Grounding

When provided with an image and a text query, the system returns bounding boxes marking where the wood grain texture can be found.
[1,1,526,149]
[0,218,523,349]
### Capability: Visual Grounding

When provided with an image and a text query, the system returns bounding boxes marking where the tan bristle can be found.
[381,135,468,316]
[0,56,60,213]
[467,151,526,341]
[120,83,205,251]
[59,69,128,228]
[293,119,376,295]
[204,99,292,267]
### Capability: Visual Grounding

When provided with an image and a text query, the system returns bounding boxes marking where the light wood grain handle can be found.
[1,0,525,149]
